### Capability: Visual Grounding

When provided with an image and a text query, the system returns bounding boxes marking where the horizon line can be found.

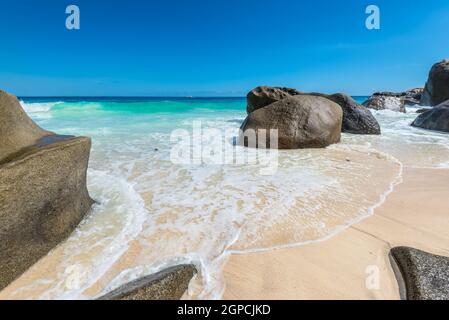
[18,94,370,99]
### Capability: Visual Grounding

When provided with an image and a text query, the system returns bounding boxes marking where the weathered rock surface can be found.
[312,93,381,134]
[363,93,406,113]
[403,88,424,106]
[411,100,449,133]
[390,247,449,300]
[0,90,93,290]
[0,90,53,161]
[246,87,380,135]
[98,265,197,300]
[246,86,302,114]
[240,95,342,149]
[421,59,449,106]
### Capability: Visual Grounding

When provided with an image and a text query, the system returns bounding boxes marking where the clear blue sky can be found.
[1,0,449,96]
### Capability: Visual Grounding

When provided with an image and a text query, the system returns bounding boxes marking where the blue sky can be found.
[1,0,449,96]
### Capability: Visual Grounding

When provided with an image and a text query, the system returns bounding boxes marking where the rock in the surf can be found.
[98,265,197,300]
[391,247,449,300]
[246,86,302,114]
[240,95,342,149]
[415,108,431,114]
[403,88,424,106]
[312,93,381,134]
[363,92,406,113]
[411,99,449,133]
[246,87,380,135]
[0,90,94,290]
[421,59,449,106]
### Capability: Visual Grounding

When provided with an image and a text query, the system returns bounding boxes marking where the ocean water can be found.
[2,97,449,300]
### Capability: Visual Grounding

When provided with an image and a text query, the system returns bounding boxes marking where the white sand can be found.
[222,168,449,300]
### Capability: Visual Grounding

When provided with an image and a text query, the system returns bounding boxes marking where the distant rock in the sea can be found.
[390,247,449,300]
[411,99,449,133]
[0,90,94,290]
[246,86,303,114]
[245,86,380,135]
[98,265,197,300]
[240,95,342,149]
[421,59,449,106]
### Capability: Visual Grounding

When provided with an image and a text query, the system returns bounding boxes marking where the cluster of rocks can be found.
[240,59,449,150]
[240,86,380,149]
[362,59,449,116]
[363,60,449,133]
[411,59,449,133]
[362,89,424,113]
[0,90,196,299]
[421,59,449,106]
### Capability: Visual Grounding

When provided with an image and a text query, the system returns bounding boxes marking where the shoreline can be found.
[1,97,448,299]
[222,167,449,300]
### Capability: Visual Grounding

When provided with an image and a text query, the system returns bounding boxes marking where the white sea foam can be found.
[7,169,148,300]
[3,98,447,300]
[20,101,62,113]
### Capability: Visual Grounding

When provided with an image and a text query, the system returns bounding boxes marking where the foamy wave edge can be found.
[20,101,63,113]
[227,147,404,256]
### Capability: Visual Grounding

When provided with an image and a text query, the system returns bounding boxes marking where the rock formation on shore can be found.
[411,99,449,133]
[390,247,449,300]
[98,265,197,300]
[363,89,424,113]
[246,86,303,114]
[240,95,342,149]
[403,88,424,106]
[0,90,94,290]
[245,86,380,136]
[312,93,381,135]
[0,91,53,160]
[363,92,407,113]
[421,59,449,106]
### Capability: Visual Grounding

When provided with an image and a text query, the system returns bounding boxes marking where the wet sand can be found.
[222,167,449,300]
[1,167,448,300]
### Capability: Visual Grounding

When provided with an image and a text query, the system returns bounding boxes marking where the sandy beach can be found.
[222,167,449,300]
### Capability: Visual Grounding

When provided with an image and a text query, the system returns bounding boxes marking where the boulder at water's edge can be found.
[0,90,94,290]
[420,59,449,106]
[98,265,197,300]
[411,100,449,133]
[240,95,342,149]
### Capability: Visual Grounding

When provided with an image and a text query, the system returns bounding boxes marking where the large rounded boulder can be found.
[313,93,381,134]
[412,100,449,133]
[246,86,302,114]
[421,59,449,106]
[246,87,380,135]
[240,95,342,149]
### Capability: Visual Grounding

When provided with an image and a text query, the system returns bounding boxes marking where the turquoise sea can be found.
[6,96,449,299]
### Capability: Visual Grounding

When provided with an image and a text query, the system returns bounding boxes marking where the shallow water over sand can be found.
[1,99,447,299]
